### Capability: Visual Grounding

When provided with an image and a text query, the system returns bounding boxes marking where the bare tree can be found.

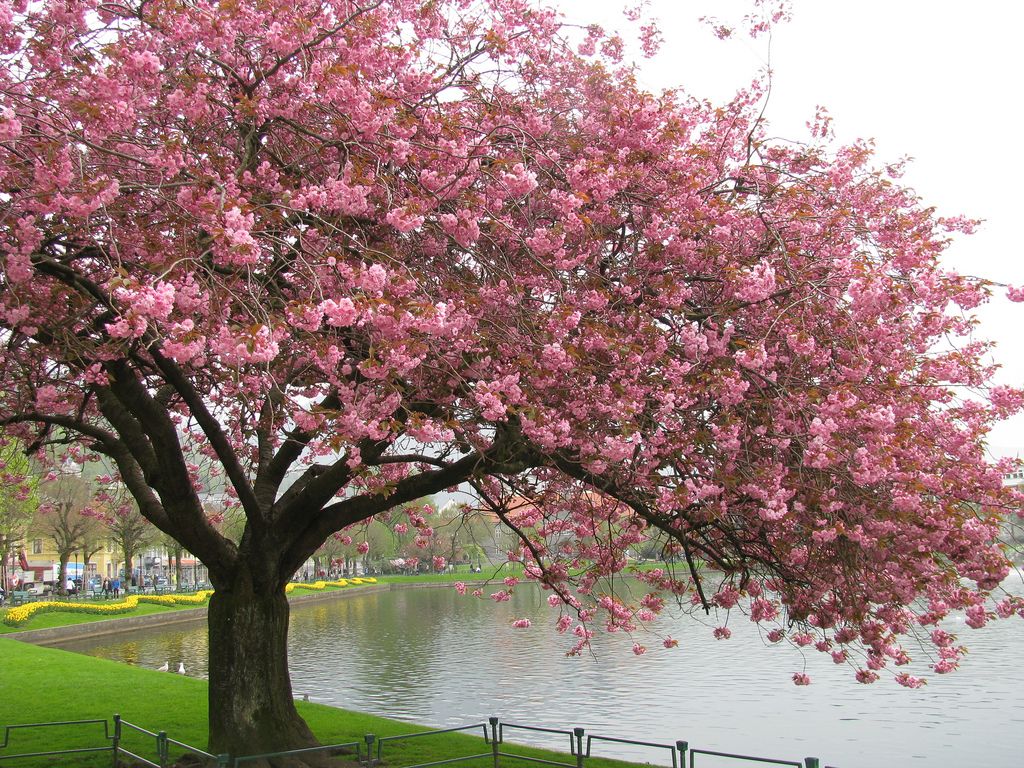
[34,474,103,595]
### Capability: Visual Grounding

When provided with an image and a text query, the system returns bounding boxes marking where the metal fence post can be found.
[157,729,168,767]
[364,733,376,767]
[804,759,820,768]
[676,740,688,768]
[573,727,585,768]
[111,714,121,768]
[489,717,501,768]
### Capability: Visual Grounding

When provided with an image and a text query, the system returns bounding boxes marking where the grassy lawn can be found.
[0,639,645,768]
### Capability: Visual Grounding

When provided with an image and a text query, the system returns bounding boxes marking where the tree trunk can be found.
[207,567,321,764]
[58,557,69,596]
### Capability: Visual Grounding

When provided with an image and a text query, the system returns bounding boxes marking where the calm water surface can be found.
[57,581,1024,768]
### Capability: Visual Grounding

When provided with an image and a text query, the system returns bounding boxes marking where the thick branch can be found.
[146,346,264,523]
[255,391,341,509]
[277,449,487,578]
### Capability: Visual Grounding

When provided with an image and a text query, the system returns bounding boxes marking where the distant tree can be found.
[77,521,107,589]
[97,492,156,589]
[169,537,184,589]
[0,441,37,589]
[34,474,103,595]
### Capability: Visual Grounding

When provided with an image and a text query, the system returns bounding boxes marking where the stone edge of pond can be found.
[6,581,488,646]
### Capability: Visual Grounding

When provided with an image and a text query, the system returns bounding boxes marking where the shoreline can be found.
[6,580,480,646]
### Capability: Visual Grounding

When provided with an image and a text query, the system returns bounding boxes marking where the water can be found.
[56,581,1024,768]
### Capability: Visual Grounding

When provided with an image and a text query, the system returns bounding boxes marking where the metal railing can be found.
[0,718,114,764]
[370,722,493,768]
[687,746,821,768]
[230,738,362,767]
[112,715,223,768]
[0,714,836,768]
[0,714,219,767]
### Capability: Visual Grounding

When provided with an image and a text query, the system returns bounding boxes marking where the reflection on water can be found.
[56,581,1024,768]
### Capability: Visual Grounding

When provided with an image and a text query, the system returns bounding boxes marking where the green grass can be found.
[0,639,644,768]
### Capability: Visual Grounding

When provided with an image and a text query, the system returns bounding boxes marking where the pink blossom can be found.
[511,618,531,629]
[500,163,538,197]
[734,262,776,303]
[384,207,424,233]
[895,673,927,689]
[792,673,811,686]
[321,298,358,327]
[749,597,778,622]
[965,605,988,629]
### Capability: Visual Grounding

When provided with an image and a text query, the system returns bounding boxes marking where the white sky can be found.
[557,0,1024,459]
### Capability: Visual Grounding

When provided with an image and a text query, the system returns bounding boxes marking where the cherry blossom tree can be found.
[1,0,1022,760]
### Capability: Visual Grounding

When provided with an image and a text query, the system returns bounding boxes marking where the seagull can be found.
[177,662,186,674]
[157,661,169,672]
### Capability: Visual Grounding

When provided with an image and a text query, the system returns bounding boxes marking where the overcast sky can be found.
[556,0,1024,459]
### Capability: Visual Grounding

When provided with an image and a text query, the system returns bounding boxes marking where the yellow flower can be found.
[2,590,214,627]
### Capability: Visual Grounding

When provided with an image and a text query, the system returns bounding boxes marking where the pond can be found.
[55,580,1024,768]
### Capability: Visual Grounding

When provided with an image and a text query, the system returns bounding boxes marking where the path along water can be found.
[54,579,1024,768]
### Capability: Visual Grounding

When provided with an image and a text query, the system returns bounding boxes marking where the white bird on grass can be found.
[157,661,169,672]
[177,662,186,674]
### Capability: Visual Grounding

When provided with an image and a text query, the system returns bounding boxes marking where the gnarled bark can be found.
[207,567,317,763]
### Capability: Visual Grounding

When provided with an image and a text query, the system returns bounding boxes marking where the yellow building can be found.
[15,534,122,587]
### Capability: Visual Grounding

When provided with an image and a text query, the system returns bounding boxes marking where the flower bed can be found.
[2,591,214,627]
[284,576,376,593]
[3,578,377,625]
